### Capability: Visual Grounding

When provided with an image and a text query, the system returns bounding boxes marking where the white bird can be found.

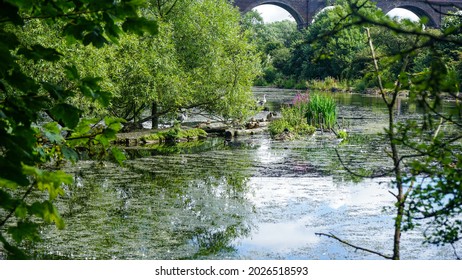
[257,94,267,107]
[177,111,187,123]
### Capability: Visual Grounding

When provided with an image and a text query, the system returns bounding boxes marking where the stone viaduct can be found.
[233,0,462,28]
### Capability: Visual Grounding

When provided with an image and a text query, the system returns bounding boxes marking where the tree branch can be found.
[0,8,111,24]
[0,182,35,229]
[451,243,461,260]
[349,2,462,46]
[315,232,392,259]
[335,149,395,178]
[422,98,462,129]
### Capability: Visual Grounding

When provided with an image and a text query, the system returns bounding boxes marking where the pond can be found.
[28,88,461,260]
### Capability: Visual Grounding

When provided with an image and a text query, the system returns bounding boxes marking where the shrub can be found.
[307,77,349,91]
[269,118,290,136]
[269,93,315,138]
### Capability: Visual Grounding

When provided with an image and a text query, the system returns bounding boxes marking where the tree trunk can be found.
[366,27,406,260]
[390,110,403,260]
[151,101,159,129]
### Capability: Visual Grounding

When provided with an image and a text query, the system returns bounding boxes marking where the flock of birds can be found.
[175,94,268,125]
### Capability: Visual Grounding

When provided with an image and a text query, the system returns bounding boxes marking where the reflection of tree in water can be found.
[188,224,252,259]
[29,146,256,259]
[135,155,255,259]
[175,178,254,259]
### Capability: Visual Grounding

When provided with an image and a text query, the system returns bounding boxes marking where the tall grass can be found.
[305,94,337,129]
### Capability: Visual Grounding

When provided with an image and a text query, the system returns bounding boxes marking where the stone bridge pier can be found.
[233,0,462,28]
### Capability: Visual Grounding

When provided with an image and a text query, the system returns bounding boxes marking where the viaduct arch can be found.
[233,0,462,28]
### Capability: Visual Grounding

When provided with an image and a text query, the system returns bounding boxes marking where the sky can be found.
[253,4,420,23]
[253,4,294,23]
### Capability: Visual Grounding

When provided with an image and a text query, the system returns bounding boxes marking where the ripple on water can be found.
[27,90,461,260]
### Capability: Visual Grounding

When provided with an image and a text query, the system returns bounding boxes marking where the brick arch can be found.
[233,0,462,28]
[234,0,309,27]
[377,2,442,27]
[396,6,437,26]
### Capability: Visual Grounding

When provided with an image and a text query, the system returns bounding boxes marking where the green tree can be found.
[0,0,157,258]
[242,11,300,86]
[11,0,261,131]
[288,4,369,82]
[119,0,261,128]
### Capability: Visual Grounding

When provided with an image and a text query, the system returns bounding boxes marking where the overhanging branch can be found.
[315,232,393,259]
[335,149,395,178]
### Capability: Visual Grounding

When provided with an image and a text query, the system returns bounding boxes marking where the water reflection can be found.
[28,89,461,259]
[31,145,257,259]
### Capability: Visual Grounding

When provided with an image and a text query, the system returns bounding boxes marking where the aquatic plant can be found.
[337,129,348,140]
[305,94,337,129]
[293,92,310,107]
[269,105,315,138]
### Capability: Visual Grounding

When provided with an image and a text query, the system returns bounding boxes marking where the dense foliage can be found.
[13,0,261,128]
[0,0,158,259]
[242,11,301,88]
[303,0,462,259]
[0,0,259,259]
[268,93,316,138]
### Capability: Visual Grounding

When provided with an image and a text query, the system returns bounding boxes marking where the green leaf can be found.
[17,44,62,62]
[0,31,20,50]
[82,28,108,48]
[105,116,125,132]
[64,65,80,80]
[22,166,71,200]
[95,90,112,107]
[8,221,41,243]
[0,189,17,211]
[49,103,82,129]
[0,1,23,25]
[42,82,66,101]
[0,177,19,189]
[42,122,64,144]
[95,133,110,146]
[122,17,158,36]
[67,118,99,144]
[28,201,65,229]
[7,69,39,93]
[61,145,79,163]
[111,147,126,166]
[15,202,28,219]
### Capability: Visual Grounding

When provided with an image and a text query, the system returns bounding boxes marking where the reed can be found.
[305,94,337,129]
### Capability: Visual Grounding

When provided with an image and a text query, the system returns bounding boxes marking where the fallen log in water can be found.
[200,121,270,137]
[115,119,272,147]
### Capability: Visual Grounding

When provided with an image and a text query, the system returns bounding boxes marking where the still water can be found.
[31,88,461,259]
